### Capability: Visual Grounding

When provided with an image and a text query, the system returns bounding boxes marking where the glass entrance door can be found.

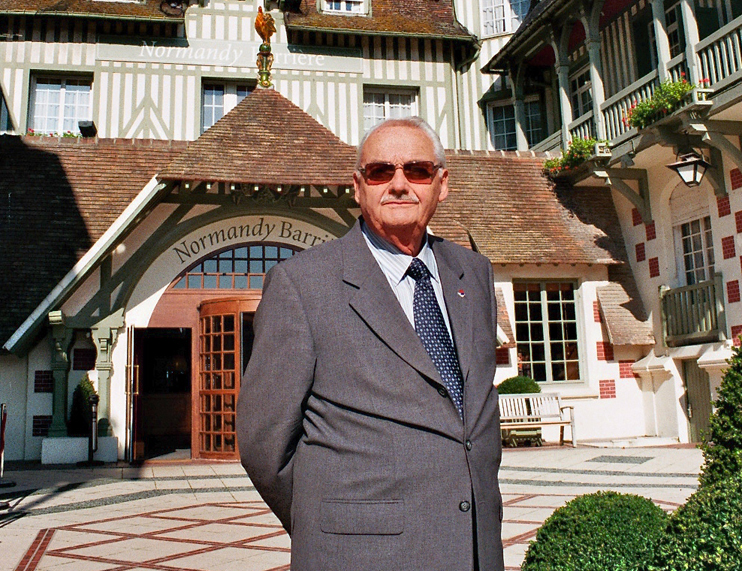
[197,299,259,459]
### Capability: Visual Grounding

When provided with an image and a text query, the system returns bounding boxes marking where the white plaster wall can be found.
[24,337,52,460]
[0,353,28,461]
[492,264,650,443]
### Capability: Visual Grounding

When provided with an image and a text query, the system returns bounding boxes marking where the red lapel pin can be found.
[457,289,465,298]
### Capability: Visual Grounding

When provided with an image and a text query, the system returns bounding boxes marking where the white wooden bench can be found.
[499,392,577,447]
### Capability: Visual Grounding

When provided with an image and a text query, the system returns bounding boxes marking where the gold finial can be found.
[255,6,276,88]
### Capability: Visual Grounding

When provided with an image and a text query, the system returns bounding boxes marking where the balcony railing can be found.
[660,274,726,347]
[697,14,742,90]
[568,111,595,140]
[601,71,660,141]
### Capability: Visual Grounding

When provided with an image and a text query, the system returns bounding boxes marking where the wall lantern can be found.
[666,152,711,187]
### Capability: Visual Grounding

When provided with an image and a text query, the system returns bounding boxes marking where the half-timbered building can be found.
[0,0,678,463]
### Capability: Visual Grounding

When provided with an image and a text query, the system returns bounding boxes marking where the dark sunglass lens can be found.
[404,162,436,182]
[365,163,395,182]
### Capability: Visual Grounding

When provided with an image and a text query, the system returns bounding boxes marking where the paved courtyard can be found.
[0,445,703,571]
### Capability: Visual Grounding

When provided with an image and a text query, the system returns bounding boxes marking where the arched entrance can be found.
[128,242,300,461]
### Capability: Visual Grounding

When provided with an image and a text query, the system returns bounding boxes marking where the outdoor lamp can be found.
[666,152,711,187]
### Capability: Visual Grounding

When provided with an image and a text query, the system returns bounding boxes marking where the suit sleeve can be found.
[237,263,316,533]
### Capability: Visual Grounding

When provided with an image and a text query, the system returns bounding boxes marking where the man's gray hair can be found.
[355,116,446,170]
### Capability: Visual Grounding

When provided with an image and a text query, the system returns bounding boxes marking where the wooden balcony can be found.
[660,274,726,347]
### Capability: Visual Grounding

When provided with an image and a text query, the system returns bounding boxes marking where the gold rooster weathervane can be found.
[255,6,276,88]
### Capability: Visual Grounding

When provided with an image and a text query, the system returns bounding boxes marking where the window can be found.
[514,282,581,383]
[679,216,715,285]
[202,83,252,132]
[363,89,417,131]
[570,68,593,120]
[323,0,365,14]
[648,1,685,69]
[481,0,530,36]
[172,244,299,291]
[28,77,91,135]
[0,89,12,133]
[487,100,542,150]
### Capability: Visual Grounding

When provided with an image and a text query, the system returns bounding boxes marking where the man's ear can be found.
[437,168,449,202]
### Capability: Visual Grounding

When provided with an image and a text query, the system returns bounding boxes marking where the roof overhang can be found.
[3,175,170,355]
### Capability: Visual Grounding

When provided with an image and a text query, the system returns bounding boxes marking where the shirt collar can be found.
[360,221,440,285]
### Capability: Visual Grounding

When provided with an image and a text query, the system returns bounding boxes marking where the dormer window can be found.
[323,0,367,15]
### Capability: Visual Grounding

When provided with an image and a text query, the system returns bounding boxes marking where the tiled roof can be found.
[432,153,627,265]
[495,288,515,348]
[0,135,187,350]
[284,0,475,41]
[159,88,358,186]
[598,265,655,346]
[0,0,183,20]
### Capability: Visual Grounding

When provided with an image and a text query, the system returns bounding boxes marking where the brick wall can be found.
[599,379,616,399]
[596,341,614,361]
[32,415,53,437]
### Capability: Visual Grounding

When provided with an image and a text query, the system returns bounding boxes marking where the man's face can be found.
[353,124,448,246]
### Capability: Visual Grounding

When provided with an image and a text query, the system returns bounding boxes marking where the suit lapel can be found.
[342,223,443,386]
[432,239,473,383]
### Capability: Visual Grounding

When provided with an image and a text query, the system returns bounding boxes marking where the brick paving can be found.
[0,445,703,571]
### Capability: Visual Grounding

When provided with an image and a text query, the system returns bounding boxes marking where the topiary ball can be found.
[522,491,668,571]
[643,473,742,571]
[497,375,541,394]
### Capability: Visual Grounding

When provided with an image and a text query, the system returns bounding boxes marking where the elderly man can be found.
[237,117,503,571]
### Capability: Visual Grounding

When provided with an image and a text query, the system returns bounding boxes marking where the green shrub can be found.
[67,376,97,437]
[544,137,608,176]
[497,375,541,394]
[522,491,668,571]
[699,345,742,488]
[643,473,742,571]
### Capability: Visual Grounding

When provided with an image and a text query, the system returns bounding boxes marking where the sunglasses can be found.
[357,161,442,185]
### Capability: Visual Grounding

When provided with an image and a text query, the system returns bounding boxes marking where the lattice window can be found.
[570,67,593,120]
[201,83,252,132]
[363,88,417,131]
[171,244,299,291]
[679,216,715,285]
[29,77,91,135]
[324,0,365,14]
[482,0,530,37]
[514,282,581,383]
[487,100,542,150]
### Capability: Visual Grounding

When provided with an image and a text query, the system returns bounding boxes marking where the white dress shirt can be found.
[361,221,453,338]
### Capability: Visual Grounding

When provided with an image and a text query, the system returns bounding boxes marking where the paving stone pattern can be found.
[0,446,703,571]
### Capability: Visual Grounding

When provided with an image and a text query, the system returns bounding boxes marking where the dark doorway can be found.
[133,328,192,460]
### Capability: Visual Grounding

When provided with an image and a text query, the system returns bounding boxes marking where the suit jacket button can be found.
[465,440,472,450]
[459,501,471,512]
[438,388,448,398]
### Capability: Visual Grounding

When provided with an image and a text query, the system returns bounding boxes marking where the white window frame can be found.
[569,67,593,121]
[486,98,542,150]
[481,0,531,37]
[28,76,92,135]
[514,281,582,385]
[322,0,367,15]
[675,216,715,286]
[201,82,252,133]
[362,88,418,132]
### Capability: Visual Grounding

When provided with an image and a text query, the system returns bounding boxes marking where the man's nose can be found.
[388,165,409,193]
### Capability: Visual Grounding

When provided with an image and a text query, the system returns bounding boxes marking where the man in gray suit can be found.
[238,117,503,571]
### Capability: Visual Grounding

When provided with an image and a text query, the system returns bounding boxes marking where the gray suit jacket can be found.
[238,221,503,571]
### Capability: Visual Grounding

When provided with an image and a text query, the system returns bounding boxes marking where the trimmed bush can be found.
[67,376,97,437]
[698,344,742,488]
[497,375,541,394]
[522,491,668,571]
[643,473,742,571]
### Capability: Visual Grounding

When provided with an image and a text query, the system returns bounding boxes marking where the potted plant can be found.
[544,137,610,179]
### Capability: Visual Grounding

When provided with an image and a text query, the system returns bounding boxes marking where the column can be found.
[679,0,701,84]
[650,0,672,80]
[48,311,72,437]
[556,64,573,147]
[91,309,125,437]
[585,36,606,140]
[510,64,529,151]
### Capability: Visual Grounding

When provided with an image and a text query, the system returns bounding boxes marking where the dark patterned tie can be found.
[407,258,464,417]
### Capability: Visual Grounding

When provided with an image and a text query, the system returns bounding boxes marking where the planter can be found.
[502,427,543,447]
[41,436,118,464]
